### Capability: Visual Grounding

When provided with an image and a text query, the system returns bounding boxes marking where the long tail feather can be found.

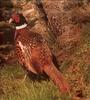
[44,63,70,93]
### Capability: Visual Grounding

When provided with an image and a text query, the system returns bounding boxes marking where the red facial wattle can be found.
[11,14,20,23]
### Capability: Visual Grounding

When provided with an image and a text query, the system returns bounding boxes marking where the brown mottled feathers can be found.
[15,28,51,74]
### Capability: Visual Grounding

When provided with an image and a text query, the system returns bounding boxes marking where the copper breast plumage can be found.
[15,29,51,74]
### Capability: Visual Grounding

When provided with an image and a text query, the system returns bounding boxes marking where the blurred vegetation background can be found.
[0,0,90,100]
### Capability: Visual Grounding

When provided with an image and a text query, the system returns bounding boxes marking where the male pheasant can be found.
[9,13,70,93]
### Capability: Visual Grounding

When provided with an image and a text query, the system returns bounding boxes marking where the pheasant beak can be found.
[9,18,14,24]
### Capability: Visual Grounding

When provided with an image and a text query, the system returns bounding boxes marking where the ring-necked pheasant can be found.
[9,12,70,93]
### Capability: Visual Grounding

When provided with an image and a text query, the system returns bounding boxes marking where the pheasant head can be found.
[9,13,27,29]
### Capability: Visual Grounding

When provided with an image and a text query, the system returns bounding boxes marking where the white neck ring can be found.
[16,23,27,30]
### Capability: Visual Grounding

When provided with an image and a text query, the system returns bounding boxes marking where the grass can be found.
[0,63,71,100]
